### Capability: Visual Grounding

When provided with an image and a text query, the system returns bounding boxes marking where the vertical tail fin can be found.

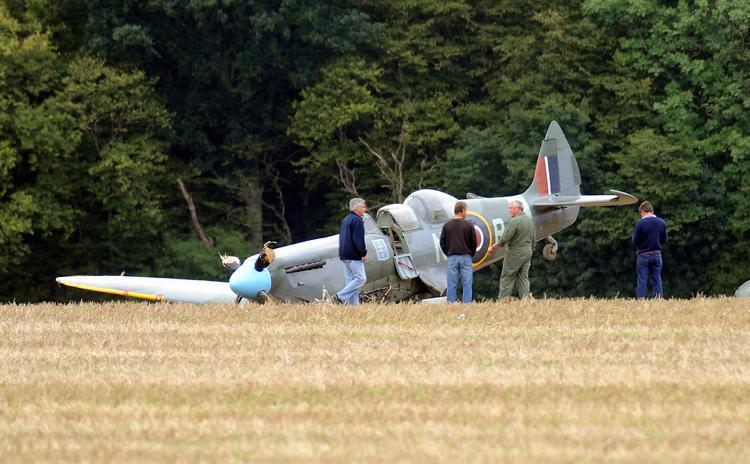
[526,121,581,198]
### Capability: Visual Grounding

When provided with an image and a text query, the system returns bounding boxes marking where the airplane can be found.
[57,121,638,304]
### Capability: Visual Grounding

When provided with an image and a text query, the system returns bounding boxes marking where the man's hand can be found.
[362,255,368,263]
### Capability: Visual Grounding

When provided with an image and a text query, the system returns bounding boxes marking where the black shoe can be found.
[332,294,346,305]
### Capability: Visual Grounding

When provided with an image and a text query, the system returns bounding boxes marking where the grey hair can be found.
[509,200,524,210]
[349,198,366,210]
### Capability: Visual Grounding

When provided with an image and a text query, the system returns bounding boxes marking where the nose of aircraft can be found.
[229,259,272,301]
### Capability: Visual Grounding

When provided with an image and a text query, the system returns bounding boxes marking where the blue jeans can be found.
[338,259,367,305]
[636,253,663,299]
[447,254,473,303]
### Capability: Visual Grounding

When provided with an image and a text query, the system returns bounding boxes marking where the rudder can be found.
[526,121,581,198]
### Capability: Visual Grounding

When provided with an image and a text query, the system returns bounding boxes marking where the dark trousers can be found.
[636,253,663,299]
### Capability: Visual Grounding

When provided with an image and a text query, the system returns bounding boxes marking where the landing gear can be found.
[257,290,271,304]
[542,235,558,261]
[234,290,272,305]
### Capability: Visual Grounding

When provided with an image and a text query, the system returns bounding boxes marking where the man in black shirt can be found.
[440,201,478,303]
[632,200,668,299]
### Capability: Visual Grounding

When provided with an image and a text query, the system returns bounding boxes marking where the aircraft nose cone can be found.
[229,261,272,300]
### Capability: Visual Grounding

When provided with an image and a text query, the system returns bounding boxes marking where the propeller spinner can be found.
[228,241,276,302]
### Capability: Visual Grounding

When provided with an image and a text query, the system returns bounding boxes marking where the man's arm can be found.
[468,222,477,252]
[632,221,641,247]
[439,226,448,255]
[499,219,517,246]
[353,220,367,257]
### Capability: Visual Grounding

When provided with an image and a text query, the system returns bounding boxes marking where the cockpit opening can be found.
[404,189,458,223]
[376,204,421,254]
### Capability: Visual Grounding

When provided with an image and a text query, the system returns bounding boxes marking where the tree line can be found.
[1,0,748,302]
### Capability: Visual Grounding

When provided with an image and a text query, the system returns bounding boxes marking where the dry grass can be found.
[1,298,749,463]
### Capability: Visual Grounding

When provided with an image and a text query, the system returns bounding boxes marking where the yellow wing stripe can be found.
[58,281,165,302]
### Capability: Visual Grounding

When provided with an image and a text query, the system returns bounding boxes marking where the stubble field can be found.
[1,298,749,463]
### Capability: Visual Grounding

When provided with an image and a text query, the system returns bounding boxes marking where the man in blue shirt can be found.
[632,200,668,299]
[335,198,368,305]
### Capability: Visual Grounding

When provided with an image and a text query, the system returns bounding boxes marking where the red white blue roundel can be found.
[465,211,493,267]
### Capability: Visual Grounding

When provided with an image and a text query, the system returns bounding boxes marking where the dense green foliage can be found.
[1,1,748,301]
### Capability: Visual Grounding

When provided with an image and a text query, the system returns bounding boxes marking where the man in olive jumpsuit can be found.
[491,200,535,298]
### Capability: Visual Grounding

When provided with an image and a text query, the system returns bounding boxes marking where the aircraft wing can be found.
[532,190,638,208]
[736,279,750,298]
[56,275,238,304]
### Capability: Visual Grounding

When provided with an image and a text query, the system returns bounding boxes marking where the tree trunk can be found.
[176,179,214,248]
[241,177,264,252]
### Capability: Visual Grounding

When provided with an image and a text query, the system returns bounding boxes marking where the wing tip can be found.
[609,190,639,205]
[55,276,164,302]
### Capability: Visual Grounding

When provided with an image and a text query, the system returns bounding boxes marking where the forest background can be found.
[1,0,748,302]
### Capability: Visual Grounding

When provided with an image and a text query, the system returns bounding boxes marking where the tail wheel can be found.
[543,243,557,261]
[542,236,558,261]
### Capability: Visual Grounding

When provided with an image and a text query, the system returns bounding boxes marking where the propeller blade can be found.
[254,241,278,271]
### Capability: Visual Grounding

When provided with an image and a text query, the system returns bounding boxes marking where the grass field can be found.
[1,298,749,463]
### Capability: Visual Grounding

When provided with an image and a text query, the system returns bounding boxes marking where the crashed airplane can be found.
[58,121,637,303]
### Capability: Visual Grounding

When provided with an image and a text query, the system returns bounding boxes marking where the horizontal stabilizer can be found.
[532,190,638,208]
[56,275,239,304]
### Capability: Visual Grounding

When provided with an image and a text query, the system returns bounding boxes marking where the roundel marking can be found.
[473,225,484,250]
[465,211,493,267]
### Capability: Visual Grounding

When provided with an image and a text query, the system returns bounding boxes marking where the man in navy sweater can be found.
[335,198,368,305]
[632,200,668,299]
